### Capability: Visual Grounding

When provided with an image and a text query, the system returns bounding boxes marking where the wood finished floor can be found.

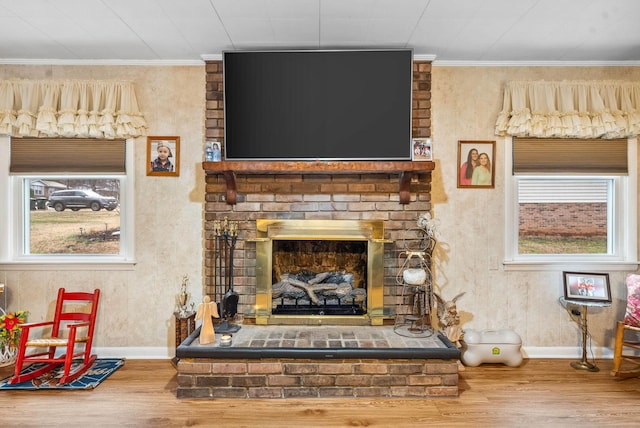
[1,358,639,427]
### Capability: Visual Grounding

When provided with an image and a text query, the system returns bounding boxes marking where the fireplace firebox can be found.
[253,219,388,326]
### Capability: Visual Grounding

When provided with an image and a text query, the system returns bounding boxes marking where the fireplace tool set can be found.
[213,218,241,334]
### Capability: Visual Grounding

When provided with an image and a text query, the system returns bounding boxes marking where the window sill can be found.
[0,260,137,271]
[502,260,639,272]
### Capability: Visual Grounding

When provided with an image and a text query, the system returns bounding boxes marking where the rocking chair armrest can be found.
[66,321,90,330]
[17,321,55,330]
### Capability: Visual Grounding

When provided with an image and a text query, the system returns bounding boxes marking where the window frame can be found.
[503,137,638,271]
[0,136,136,270]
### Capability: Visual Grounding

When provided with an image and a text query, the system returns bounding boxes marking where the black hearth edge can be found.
[176,326,461,360]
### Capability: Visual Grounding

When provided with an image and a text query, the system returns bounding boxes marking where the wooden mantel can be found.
[203,160,435,205]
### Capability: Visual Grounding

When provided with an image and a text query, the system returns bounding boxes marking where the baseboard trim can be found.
[96,346,616,360]
[523,346,613,359]
[96,347,171,359]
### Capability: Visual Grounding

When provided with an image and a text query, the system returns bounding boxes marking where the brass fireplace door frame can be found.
[253,219,387,326]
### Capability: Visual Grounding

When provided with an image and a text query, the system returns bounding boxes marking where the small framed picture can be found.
[147,136,180,177]
[205,141,222,162]
[457,140,496,189]
[563,271,612,303]
[412,138,432,161]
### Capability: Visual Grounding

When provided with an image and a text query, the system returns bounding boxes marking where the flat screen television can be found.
[223,49,413,161]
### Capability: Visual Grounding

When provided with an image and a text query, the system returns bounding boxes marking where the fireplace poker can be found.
[221,219,228,314]
[217,220,240,333]
[213,220,221,304]
[224,230,239,318]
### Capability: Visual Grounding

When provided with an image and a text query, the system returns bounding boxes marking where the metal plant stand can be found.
[394,231,436,338]
[561,297,611,372]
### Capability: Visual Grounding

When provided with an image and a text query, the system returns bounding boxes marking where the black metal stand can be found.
[215,319,241,334]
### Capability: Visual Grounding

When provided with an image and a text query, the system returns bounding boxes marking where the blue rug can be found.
[0,358,124,390]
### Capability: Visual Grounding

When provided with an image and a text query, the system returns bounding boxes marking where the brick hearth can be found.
[176,326,460,399]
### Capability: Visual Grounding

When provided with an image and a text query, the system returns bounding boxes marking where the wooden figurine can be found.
[195,296,220,345]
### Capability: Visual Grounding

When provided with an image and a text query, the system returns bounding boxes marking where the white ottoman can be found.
[461,329,523,367]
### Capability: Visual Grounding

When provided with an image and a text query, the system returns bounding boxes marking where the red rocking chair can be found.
[10,288,101,386]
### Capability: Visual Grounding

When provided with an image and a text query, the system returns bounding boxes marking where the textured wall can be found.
[1,63,640,357]
[0,64,207,353]
[430,65,640,355]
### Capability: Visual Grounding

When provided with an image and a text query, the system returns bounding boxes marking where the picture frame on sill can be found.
[147,136,180,177]
[457,140,495,189]
[563,271,612,303]
[412,138,432,161]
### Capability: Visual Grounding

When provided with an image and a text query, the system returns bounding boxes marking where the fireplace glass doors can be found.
[254,219,387,325]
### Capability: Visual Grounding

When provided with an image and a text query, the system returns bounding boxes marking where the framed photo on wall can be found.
[412,138,433,161]
[563,271,612,303]
[147,136,180,177]
[457,140,496,188]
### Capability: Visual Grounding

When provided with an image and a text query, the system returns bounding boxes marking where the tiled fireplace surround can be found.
[175,60,460,399]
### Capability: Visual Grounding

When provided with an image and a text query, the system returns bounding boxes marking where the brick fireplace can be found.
[202,60,434,323]
[174,59,459,400]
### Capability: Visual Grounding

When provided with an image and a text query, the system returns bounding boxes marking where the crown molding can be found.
[1,57,638,67]
[413,54,437,61]
[202,53,437,62]
[433,60,640,67]
[0,58,204,66]
[201,54,223,61]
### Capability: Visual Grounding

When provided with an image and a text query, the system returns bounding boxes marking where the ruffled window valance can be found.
[495,80,640,139]
[0,79,147,139]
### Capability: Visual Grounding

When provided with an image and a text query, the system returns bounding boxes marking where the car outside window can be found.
[47,188,119,212]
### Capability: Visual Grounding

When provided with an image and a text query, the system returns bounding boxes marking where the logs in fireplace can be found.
[271,269,367,316]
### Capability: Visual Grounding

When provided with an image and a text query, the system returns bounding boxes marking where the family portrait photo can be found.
[412,138,433,161]
[147,136,180,177]
[563,272,612,303]
[457,140,496,188]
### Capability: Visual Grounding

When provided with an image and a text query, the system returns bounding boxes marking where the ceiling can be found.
[0,0,639,64]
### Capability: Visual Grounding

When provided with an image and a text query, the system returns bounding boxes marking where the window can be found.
[504,137,637,271]
[0,137,135,267]
[517,178,612,255]
[24,178,121,255]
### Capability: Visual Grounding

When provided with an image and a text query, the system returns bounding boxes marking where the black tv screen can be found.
[223,49,413,161]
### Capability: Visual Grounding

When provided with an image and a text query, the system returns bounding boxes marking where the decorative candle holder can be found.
[219,334,233,347]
